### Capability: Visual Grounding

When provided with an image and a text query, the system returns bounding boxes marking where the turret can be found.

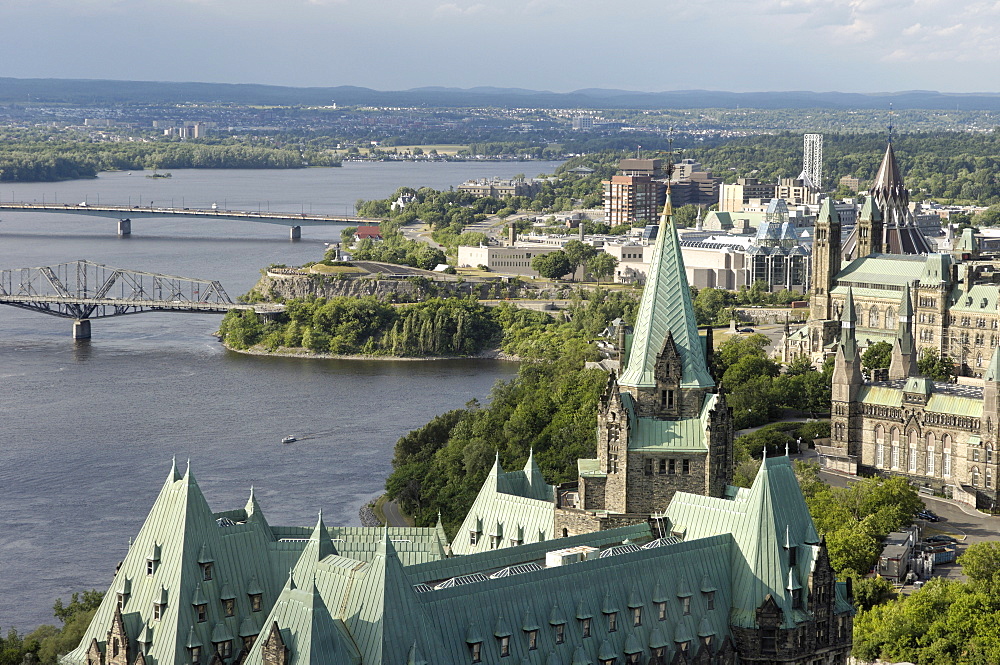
[854,196,884,258]
[984,347,1000,418]
[810,198,842,323]
[831,287,863,402]
[888,284,917,380]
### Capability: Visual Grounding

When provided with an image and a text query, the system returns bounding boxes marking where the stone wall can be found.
[623,452,708,514]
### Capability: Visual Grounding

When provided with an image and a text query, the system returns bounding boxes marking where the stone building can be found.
[819,285,1000,510]
[554,197,734,536]
[67,457,854,665]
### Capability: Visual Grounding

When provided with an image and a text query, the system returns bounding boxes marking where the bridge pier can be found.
[289,225,301,240]
[118,219,132,236]
[73,319,92,339]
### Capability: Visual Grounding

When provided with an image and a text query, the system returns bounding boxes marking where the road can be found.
[382,499,412,527]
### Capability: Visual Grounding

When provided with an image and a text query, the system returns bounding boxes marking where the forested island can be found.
[0,130,340,182]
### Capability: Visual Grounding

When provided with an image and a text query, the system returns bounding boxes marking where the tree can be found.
[861,341,892,375]
[532,251,572,280]
[562,240,597,281]
[918,348,955,382]
[587,253,618,284]
[958,542,1000,589]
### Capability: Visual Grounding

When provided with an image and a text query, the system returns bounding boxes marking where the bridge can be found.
[0,202,382,239]
[0,260,283,339]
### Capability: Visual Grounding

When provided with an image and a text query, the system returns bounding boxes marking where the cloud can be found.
[434,2,489,16]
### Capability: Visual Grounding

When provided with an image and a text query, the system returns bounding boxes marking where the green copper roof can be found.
[986,347,1000,382]
[618,200,714,389]
[663,456,838,629]
[452,453,556,556]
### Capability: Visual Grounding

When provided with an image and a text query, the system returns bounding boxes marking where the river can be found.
[0,161,562,631]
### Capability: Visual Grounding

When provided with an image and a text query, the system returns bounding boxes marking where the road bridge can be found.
[0,202,382,239]
[0,260,283,339]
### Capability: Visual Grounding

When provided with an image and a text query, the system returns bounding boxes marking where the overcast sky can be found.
[2,0,998,93]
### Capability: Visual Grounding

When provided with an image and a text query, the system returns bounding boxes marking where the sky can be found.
[2,0,999,94]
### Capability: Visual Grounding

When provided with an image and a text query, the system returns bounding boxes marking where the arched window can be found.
[943,435,952,477]
[875,426,885,467]
[908,431,918,473]
[869,306,880,329]
[977,353,983,368]
[988,469,994,489]
[972,466,981,487]
[890,428,900,469]
[988,445,994,464]
[885,307,896,329]
[926,433,936,476]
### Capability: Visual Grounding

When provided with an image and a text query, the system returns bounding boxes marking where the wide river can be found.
[0,161,562,631]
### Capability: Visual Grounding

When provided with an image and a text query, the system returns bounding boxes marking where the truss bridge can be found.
[0,260,282,338]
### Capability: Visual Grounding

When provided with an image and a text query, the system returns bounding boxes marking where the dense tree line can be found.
[384,290,638,533]
[713,333,831,430]
[0,134,338,182]
[1,590,103,665]
[219,296,500,357]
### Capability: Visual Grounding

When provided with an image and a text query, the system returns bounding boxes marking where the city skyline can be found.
[3,0,999,95]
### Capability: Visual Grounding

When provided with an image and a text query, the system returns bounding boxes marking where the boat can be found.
[281,435,297,444]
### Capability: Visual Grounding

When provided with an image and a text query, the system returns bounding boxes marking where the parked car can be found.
[925,534,957,544]
[739,327,755,333]
[916,510,941,522]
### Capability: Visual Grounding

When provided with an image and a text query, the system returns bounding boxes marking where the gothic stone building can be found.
[819,282,1000,509]
[554,199,734,537]
[68,457,853,665]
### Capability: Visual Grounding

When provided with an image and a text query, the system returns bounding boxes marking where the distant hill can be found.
[2,77,1000,110]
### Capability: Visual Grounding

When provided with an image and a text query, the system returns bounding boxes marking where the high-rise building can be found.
[802,134,823,190]
[603,161,667,226]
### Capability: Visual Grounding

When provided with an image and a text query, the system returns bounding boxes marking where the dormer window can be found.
[657,602,667,620]
[527,630,538,650]
[250,593,262,612]
[632,607,642,627]
[469,641,482,663]
[498,635,510,658]
[706,591,716,610]
[581,618,591,638]
[788,546,797,567]
[682,597,691,615]
[117,593,126,611]
[627,653,641,664]
[607,612,618,632]
[147,559,157,575]
[469,531,479,546]
[555,624,565,644]
[189,645,202,665]
[218,640,232,659]
[201,562,213,581]
[791,588,802,609]
[195,603,207,623]
[153,603,164,621]
[223,598,235,617]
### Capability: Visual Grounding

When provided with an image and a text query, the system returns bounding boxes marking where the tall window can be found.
[869,306,880,328]
[886,307,896,329]
[926,432,936,476]
[875,426,885,468]
[908,431,918,473]
[890,428,900,469]
[973,467,981,487]
[944,435,952,477]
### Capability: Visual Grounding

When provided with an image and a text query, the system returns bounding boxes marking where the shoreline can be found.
[222,341,522,362]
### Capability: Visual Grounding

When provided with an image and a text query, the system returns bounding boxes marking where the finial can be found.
[888,103,894,143]
[665,127,675,181]
[785,440,790,458]
[762,445,768,460]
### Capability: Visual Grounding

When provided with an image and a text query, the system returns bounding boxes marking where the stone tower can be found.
[592,190,733,516]
[808,198,843,354]
[831,287,863,457]
[854,195,884,258]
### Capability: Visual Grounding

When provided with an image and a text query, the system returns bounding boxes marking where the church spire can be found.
[832,287,863,399]
[617,191,713,390]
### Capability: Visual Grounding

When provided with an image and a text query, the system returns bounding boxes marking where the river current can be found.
[0,162,561,630]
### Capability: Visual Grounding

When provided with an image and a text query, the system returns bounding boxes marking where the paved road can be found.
[382,499,412,527]
[399,223,445,249]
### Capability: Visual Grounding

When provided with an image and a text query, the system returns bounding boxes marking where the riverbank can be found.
[222,341,522,362]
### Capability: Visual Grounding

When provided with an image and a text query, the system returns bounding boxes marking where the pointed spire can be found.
[987,345,1000,383]
[168,456,180,482]
[618,194,714,389]
[285,569,296,591]
[840,287,858,361]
